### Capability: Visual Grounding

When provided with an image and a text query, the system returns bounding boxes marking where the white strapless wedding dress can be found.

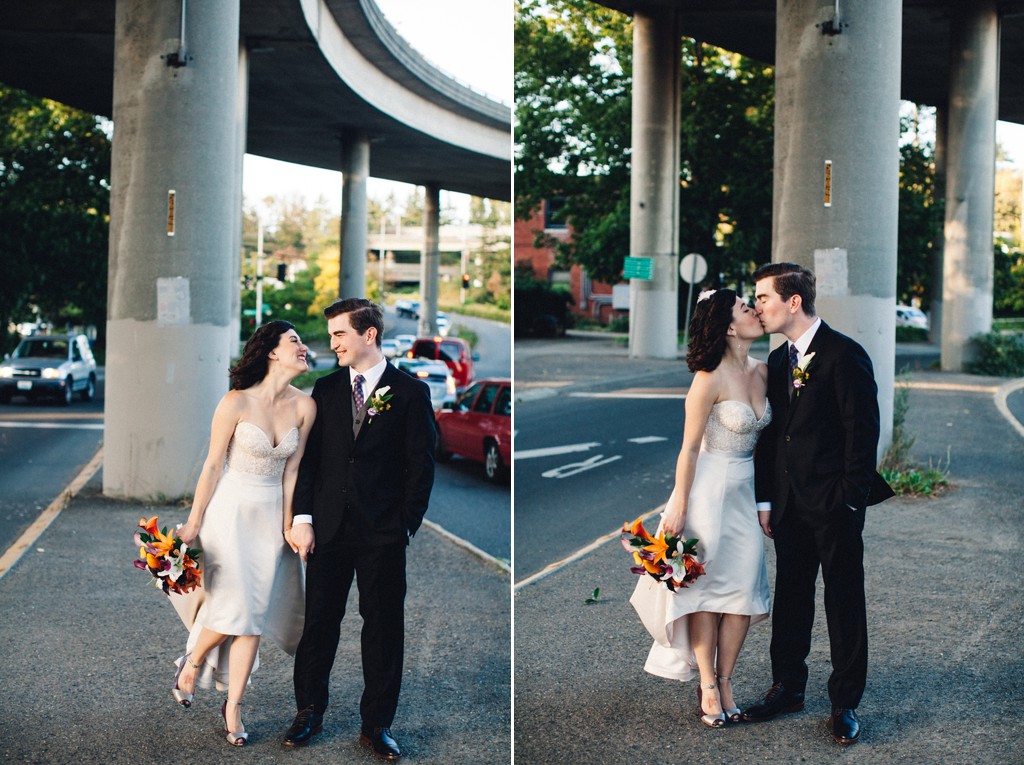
[170,421,306,689]
[630,400,772,681]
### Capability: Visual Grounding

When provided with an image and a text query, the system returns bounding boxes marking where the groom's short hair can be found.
[324,298,384,347]
[753,262,816,316]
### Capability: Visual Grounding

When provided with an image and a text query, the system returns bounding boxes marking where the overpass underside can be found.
[600,0,1022,454]
[0,0,510,499]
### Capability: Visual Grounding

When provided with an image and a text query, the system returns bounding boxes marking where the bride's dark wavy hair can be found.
[686,289,737,373]
[229,320,296,390]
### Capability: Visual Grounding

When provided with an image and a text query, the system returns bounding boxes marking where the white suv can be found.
[0,334,97,405]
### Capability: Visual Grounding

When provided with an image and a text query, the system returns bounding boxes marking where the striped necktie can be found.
[353,374,365,411]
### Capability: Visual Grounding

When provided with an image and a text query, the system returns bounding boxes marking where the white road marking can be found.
[541,454,622,479]
[0,421,104,430]
[515,442,601,460]
[628,436,668,444]
[570,392,686,399]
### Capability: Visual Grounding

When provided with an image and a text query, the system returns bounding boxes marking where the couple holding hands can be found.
[169,297,435,761]
[632,262,894,746]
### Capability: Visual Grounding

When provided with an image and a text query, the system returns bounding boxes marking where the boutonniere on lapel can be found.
[366,386,393,420]
[792,352,816,396]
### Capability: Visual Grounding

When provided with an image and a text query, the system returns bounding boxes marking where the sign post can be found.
[679,252,708,349]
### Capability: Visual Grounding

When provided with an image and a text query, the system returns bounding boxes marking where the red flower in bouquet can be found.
[620,516,706,591]
[133,515,202,595]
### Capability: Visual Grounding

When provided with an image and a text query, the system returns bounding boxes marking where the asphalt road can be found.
[514,366,688,580]
[0,376,105,554]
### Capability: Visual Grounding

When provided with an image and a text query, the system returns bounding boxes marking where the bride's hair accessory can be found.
[697,289,717,303]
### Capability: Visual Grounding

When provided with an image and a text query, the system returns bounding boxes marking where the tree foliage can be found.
[514,0,775,296]
[896,127,943,309]
[0,85,111,353]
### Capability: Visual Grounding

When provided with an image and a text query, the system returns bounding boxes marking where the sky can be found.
[242,0,512,222]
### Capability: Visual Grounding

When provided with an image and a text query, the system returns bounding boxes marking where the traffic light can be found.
[462,273,470,289]
[277,263,287,281]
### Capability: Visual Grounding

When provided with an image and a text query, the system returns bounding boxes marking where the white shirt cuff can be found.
[292,514,313,526]
[756,502,772,514]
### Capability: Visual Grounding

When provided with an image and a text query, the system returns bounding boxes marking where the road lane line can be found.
[570,392,686,399]
[628,436,668,444]
[515,442,601,460]
[994,378,1024,441]
[541,454,622,479]
[0,446,104,580]
[0,421,104,430]
[421,518,510,574]
[513,504,665,590]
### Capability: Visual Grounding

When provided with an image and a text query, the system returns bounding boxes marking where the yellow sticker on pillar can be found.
[167,190,176,236]
[824,161,832,207]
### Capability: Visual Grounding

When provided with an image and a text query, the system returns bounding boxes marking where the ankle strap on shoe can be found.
[226,699,243,706]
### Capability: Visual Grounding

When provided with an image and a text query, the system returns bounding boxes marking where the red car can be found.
[435,378,511,482]
[407,336,477,391]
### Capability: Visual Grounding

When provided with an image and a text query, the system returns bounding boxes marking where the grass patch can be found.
[895,326,930,343]
[450,324,479,349]
[879,372,951,497]
[438,301,510,324]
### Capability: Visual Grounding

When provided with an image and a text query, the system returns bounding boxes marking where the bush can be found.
[513,281,573,338]
[964,331,1024,376]
[895,326,929,343]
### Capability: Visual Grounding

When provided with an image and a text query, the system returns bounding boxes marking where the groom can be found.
[745,263,893,745]
[284,297,436,760]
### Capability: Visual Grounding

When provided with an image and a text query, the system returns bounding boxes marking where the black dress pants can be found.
[769,500,867,709]
[294,537,407,728]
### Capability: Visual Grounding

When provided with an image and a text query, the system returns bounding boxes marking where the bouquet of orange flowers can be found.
[133,516,202,595]
[621,516,706,591]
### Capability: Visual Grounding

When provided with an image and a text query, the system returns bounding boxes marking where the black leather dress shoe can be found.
[741,681,805,723]
[360,726,401,761]
[828,708,861,745]
[282,705,323,747]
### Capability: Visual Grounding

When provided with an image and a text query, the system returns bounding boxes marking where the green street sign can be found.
[623,256,655,281]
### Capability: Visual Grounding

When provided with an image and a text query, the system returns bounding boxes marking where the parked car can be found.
[395,299,420,319]
[407,336,478,391]
[381,339,402,359]
[0,334,97,405]
[393,334,417,355]
[896,304,929,330]
[394,357,456,411]
[435,378,511,482]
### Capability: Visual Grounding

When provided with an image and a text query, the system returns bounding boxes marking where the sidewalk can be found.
[514,336,1024,764]
[0,471,510,764]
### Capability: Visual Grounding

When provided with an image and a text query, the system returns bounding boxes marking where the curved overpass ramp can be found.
[0,0,511,200]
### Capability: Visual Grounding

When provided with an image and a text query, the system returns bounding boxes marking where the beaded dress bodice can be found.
[226,422,299,478]
[702,400,772,454]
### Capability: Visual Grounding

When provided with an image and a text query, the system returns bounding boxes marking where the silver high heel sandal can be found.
[697,682,726,728]
[171,654,201,707]
[222,699,249,746]
[717,675,743,724]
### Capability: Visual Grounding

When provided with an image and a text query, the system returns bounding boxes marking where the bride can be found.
[173,320,316,745]
[631,288,772,728]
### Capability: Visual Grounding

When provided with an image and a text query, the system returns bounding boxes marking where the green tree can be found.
[0,85,111,352]
[896,117,943,309]
[514,1,775,304]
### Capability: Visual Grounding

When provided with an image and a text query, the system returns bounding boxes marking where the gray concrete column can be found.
[418,184,440,337]
[929,106,947,345]
[941,2,999,371]
[773,0,902,454]
[628,6,681,360]
[229,43,249,357]
[340,130,370,299]
[105,0,241,499]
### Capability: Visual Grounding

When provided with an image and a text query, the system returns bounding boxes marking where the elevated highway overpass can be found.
[0,0,510,498]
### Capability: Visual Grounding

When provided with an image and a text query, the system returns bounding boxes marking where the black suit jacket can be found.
[754,321,894,525]
[294,362,436,546]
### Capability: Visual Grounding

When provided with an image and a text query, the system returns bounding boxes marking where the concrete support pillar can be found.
[929,106,947,345]
[340,130,370,299]
[105,0,241,498]
[941,2,999,371]
[229,44,249,358]
[628,7,681,360]
[418,184,441,337]
[773,0,901,454]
